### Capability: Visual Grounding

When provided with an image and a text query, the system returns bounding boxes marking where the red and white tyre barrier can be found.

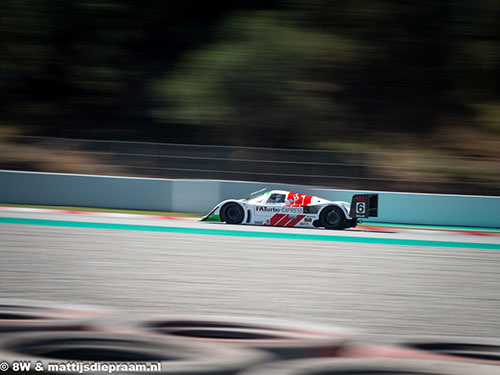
[0,331,270,375]
[0,299,110,334]
[90,314,355,360]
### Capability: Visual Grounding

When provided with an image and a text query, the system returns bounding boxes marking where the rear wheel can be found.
[220,203,244,224]
[320,206,346,230]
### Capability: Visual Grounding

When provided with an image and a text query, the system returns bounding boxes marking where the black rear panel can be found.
[350,194,378,218]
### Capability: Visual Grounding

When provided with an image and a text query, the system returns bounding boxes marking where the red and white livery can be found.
[202,190,378,230]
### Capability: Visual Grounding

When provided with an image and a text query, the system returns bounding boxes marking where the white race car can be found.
[202,190,378,230]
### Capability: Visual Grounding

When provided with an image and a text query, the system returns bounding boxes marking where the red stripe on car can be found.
[270,214,286,226]
[285,215,305,227]
[274,215,290,226]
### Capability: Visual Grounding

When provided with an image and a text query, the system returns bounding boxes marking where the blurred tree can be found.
[153,0,500,147]
[1,0,500,147]
[0,0,276,139]
[287,0,500,135]
[153,12,366,147]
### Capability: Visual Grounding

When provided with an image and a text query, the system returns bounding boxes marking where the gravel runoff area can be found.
[1,220,500,339]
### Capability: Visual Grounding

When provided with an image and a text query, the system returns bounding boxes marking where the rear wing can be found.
[350,194,378,218]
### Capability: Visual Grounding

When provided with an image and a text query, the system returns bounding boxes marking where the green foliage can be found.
[153,11,365,145]
[2,0,500,148]
[475,103,500,134]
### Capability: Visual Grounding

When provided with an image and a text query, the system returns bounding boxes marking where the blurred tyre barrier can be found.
[236,358,499,375]
[395,336,500,365]
[0,331,271,375]
[91,314,355,360]
[0,299,110,334]
[3,301,500,373]
[335,335,500,366]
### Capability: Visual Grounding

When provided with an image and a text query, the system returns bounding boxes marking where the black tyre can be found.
[221,203,244,224]
[0,331,269,375]
[0,299,109,334]
[319,206,346,230]
[117,315,354,360]
[396,336,500,364]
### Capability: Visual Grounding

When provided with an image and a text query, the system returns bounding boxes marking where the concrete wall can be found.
[1,170,499,228]
[0,170,172,211]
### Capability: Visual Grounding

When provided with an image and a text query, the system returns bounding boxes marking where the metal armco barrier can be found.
[1,170,500,228]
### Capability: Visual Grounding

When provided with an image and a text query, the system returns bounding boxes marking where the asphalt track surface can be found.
[1,210,500,339]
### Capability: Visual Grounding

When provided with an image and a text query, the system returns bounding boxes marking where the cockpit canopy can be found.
[267,192,286,204]
[247,190,295,204]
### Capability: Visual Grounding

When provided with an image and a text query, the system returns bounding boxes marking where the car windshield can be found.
[267,193,285,204]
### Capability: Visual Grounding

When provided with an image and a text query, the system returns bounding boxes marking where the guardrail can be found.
[1,170,499,228]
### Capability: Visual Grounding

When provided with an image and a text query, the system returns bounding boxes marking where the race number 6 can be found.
[356,202,366,214]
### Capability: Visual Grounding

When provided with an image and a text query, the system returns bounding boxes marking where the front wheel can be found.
[220,203,244,224]
[320,206,346,230]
